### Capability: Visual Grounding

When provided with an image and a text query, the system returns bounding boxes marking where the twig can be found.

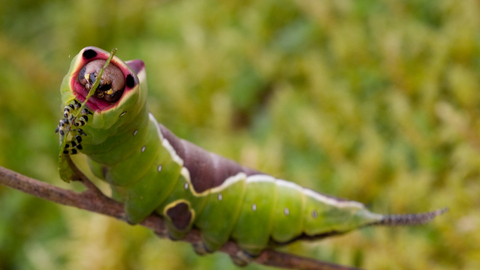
[0,164,363,270]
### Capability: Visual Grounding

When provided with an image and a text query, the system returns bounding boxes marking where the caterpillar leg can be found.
[55,118,70,136]
[56,100,93,134]
[62,147,79,155]
[74,115,90,127]
[73,128,87,136]
[74,108,93,127]
[81,108,93,116]
[230,250,257,267]
[63,100,81,119]
[192,241,212,256]
[63,135,83,155]
[191,237,227,256]
[56,100,93,132]
[162,201,195,241]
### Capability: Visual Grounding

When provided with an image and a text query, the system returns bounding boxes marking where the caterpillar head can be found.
[60,47,147,129]
[78,59,125,103]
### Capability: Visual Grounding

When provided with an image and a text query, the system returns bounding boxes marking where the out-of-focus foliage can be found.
[0,0,477,269]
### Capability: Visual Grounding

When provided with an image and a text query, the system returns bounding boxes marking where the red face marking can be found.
[69,47,139,112]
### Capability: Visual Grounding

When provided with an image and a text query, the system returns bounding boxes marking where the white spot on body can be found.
[252,204,257,211]
[184,182,189,190]
[120,111,127,117]
[312,210,318,218]
[284,208,289,216]
[141,146,146,152]
[133,130,138,136]
[180,168,192,191]
[218,194,222,201]
[157,165,162,172]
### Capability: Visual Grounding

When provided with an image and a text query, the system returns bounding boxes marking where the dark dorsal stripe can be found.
[166,202,192,230]
[159,124,261,193]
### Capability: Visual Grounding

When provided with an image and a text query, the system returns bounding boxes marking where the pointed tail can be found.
[369,207,448,226]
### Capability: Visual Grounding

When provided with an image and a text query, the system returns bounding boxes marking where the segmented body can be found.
[58,47,446,264]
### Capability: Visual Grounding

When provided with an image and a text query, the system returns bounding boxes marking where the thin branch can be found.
[0,164,363,270]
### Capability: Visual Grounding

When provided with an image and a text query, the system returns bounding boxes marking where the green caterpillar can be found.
[57,47,446,265]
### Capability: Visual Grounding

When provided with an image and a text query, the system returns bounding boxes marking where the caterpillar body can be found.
[57,47,446,265]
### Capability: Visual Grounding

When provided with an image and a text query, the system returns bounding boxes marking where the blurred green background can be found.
[0,0,477,269]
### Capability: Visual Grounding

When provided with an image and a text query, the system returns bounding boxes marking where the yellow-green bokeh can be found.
[0,0,477,269]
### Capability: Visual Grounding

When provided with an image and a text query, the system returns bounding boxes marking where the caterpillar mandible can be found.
[57,47,447,266]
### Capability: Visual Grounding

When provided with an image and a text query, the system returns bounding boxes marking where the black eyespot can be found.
[83,49,97,59]
[126,74,135,88]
